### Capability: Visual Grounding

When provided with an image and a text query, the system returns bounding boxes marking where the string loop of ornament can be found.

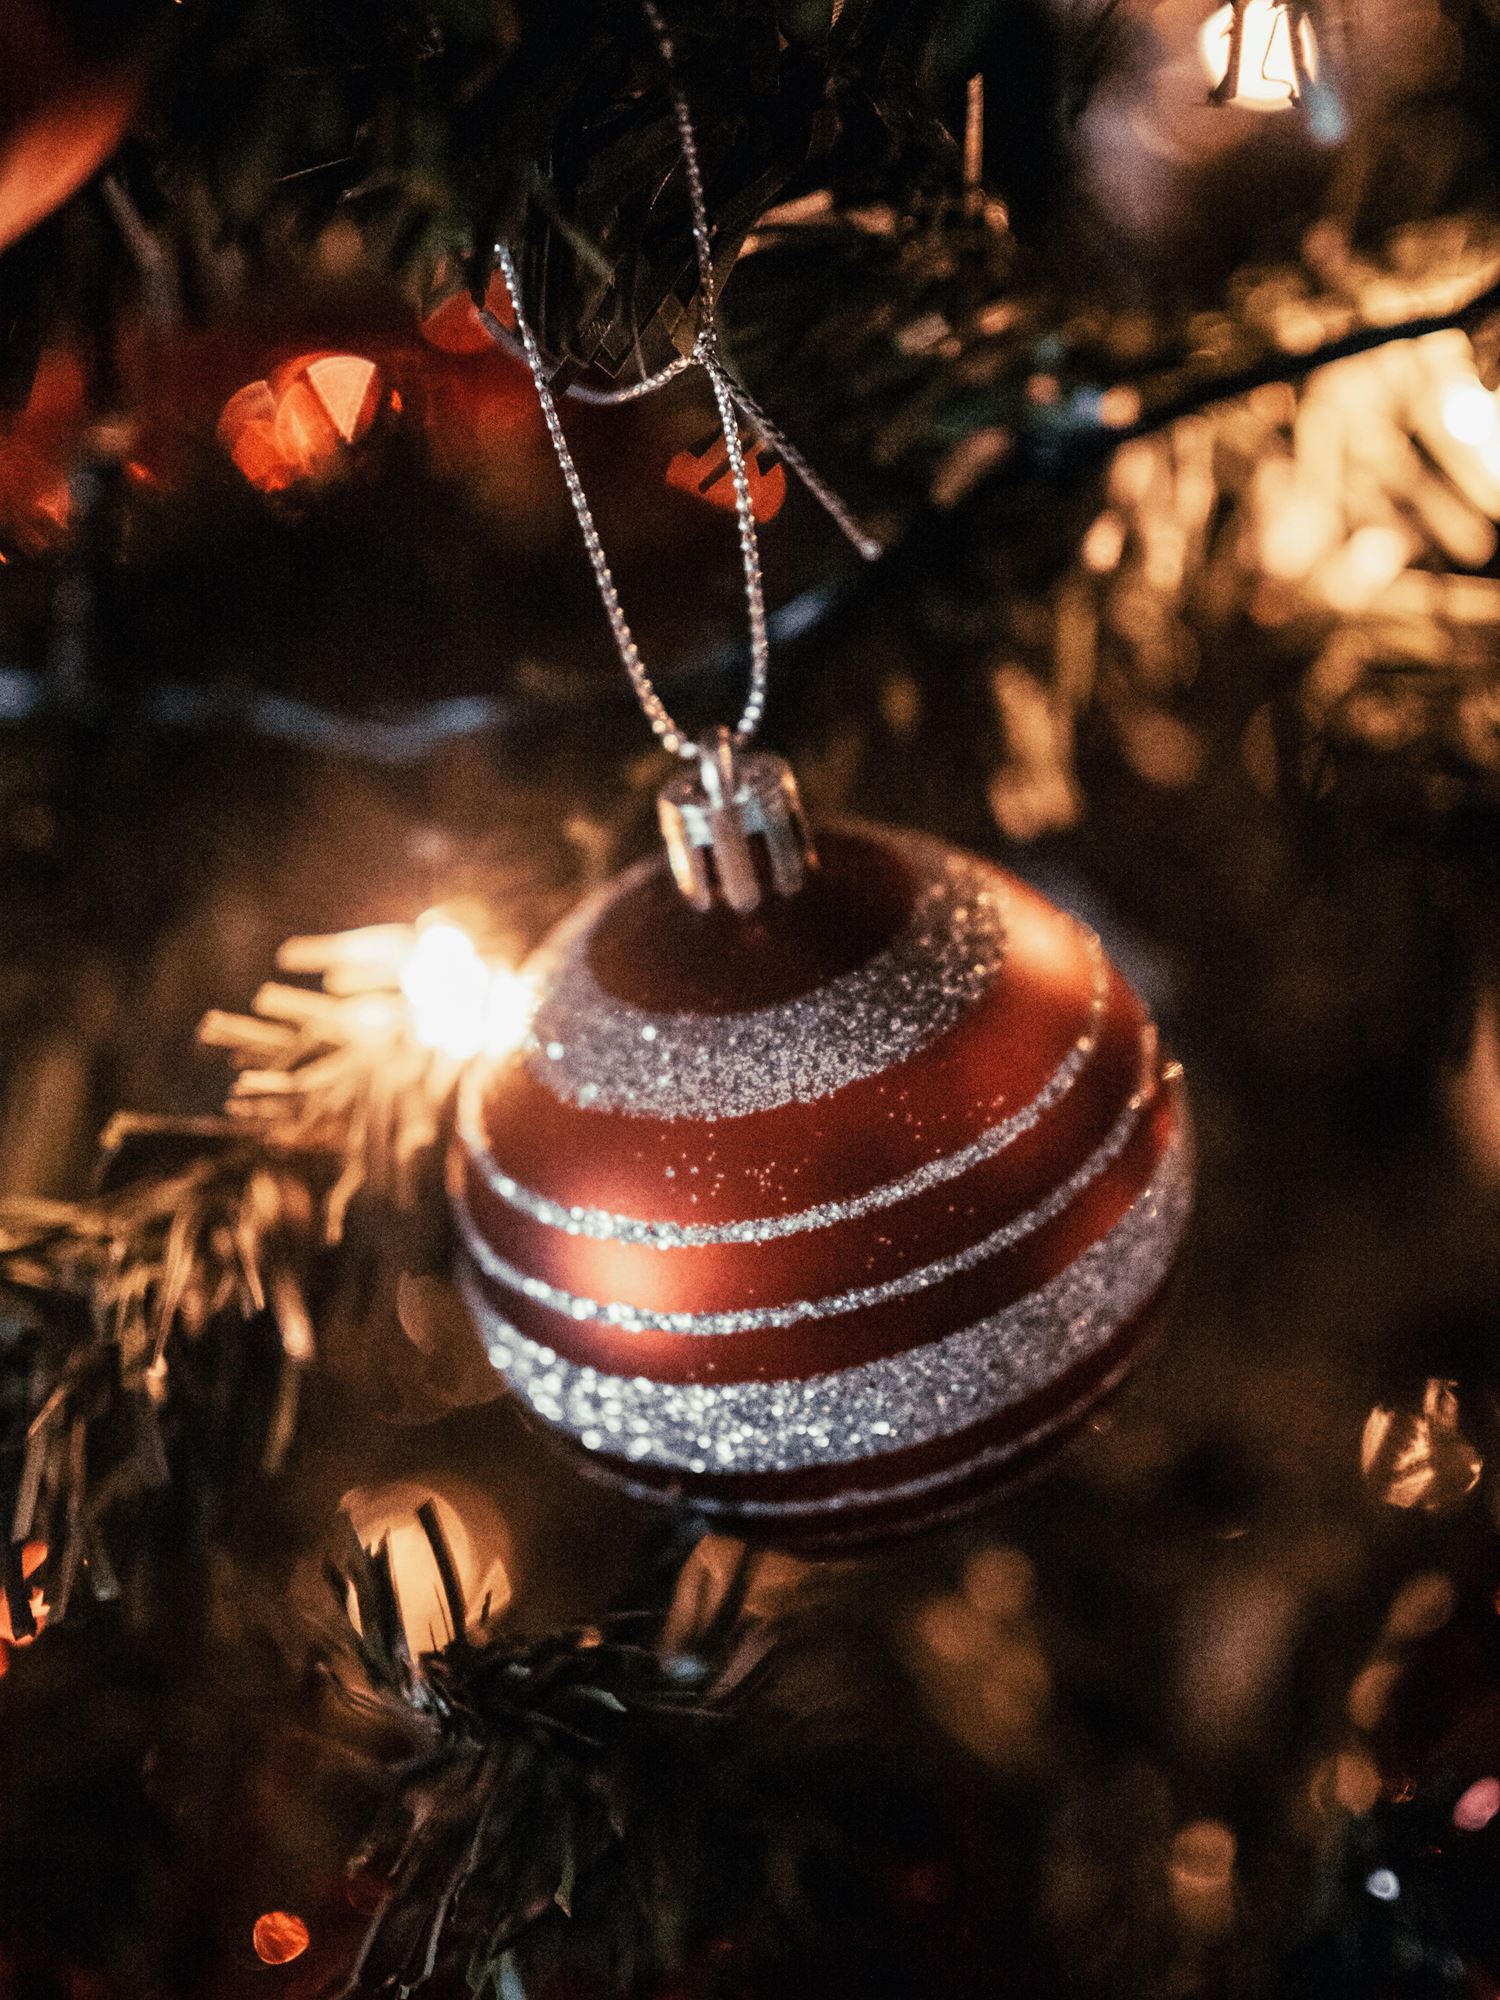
[488,0,879,763]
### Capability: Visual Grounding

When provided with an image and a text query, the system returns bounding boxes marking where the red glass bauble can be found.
[450,824,1192,1545]
[0,1,154,254]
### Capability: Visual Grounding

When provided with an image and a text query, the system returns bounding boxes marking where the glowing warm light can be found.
[1200,0,1317,108]
[399,917,532,1061]
[963,1546,1035,1620]
[0,64,144,258]
[420,272,518,355]
[916,1594,989,1667]
[1381,1570,1456,1643]
[1097,386,1142,429]
[252,1912,310,1965]
[0,1541,48,1650]
[401,920,491,1058]
[1312,524,1413,613]
[1169,1819,1237,1932]
[1170,1819,1237,1890]
[299,355,378,443]
[342,1481,513,1653]
[1361,1380,1482,1511]
[1332,1750,1382,1814]
[1257,480,1339,582]
[1081,512,1127,574]
[218,352,384,494]
[1441,378,1500,447]
[1346,1661,1401,1732]
[481,964,536,1058]
[666,431,787,523]
[1453,1776,1500,1833]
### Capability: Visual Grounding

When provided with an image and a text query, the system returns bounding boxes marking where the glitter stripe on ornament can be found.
[458,931,1109,1249]
[453,1037,1165,1336]
[559,1338,1153,1524]
[522,832,1008,1120]
[460,1104,1192,1475]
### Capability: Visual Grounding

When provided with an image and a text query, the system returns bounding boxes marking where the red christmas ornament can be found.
[451,747,1192,1545]
[0,0,154,254]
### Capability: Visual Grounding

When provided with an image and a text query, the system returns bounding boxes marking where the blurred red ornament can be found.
[419,272,518,357]
[666,427,787,523]
[0,0,154,253]
[217,351,387,494]
[107,284,544,506]
[451,807,1191,1546]
[0,349,88,552]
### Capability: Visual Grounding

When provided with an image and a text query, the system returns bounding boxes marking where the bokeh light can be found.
[400,916,533,1061]
[218,352,384,493]
[251,1911,310,1965]
[1200,0,1318,108]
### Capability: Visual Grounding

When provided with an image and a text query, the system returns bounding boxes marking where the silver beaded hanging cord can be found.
[487,0,880,765]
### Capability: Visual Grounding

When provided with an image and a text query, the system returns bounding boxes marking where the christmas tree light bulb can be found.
[482,965,536,1058]
[401,921,492,1060]
[341,1482,513,1654]
[218,352,384,493]
[399,918,533,1061]
[1200,0,1317,108]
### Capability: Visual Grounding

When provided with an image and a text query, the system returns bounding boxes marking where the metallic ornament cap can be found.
[657,729,815,914]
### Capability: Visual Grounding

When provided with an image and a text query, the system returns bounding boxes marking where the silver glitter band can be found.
[560,1340,1148,1524]
[459,1105,1191,1476]
[458,931,1109,1249]
[520,831,1009,1121]
[453,1031,1160,1337]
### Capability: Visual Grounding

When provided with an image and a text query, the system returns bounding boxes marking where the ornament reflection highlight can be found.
[1199,0,1317,109]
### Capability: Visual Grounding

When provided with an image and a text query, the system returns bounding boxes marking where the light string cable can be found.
[487,0,880,761]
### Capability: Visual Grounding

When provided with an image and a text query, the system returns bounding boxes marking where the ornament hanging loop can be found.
[658,728,815,914]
